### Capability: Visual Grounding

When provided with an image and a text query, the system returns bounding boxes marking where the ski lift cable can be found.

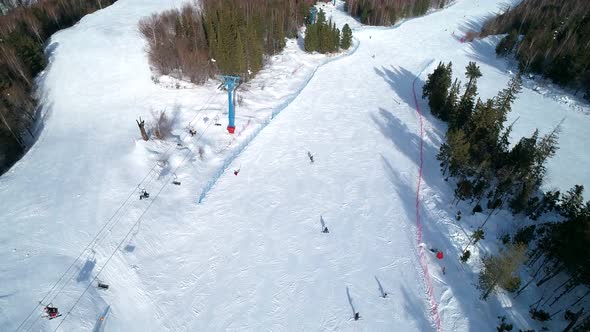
[53,97,230,331]
[43,93,228,331]
[14,182,143,332]
[88,88,223,251]
[91,170,159,250]
[43,172,160,312]
[15,87,223,332]
[20,92,221,332]
[41,174,148,311]
[31,168,160,329]
[86,90,226,253]
[123,88,223,194]
[28,92,225,331]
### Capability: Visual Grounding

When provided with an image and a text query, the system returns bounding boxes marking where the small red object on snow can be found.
[227,126,235,134]
[436,251,444,260]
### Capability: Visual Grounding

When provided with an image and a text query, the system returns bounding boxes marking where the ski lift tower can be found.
[221,75,240,134]
[310,7,317,24]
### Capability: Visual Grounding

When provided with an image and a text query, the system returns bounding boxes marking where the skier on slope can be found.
[429,248,446,274]
[43,305,60,319]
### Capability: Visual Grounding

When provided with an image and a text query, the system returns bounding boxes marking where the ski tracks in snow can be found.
[411,59,442,332]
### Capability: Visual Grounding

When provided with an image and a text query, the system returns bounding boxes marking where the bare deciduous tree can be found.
[136,117,149,141]
[150,110,172,140]
[479,243,528,300]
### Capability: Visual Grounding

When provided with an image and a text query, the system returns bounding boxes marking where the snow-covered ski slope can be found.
[1,0,589,331]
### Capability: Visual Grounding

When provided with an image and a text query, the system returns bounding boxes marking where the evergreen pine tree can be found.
[271,10,286,54]
[203,14,218,62]
[463,62,482,100]
[422,61,452,118]
[535,120,562,168]
[509,129,539,175]
[560,185,585,218]
[318,19,329,53]
[332,22,340,52]
[245,20,264,75]
[341,23,352,50]
[441,78,460,122]
[317,8,326,25]
[495,29,518,56]
[493,74,522,127]
[446,128,471,177]
[451,62,481,129]
[233,30,246,75]
[304,23,318,52]
[466,99,501,164]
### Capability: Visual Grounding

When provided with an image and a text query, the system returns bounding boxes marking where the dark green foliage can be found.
[413,0,431,16]
[438,128,470,178]
[460,250,471,262]
[304,22,319,52]
[482,0,590,100]
[510,181,536,214]
[141,0,313,81]
[344,0,445,26]
[304,10,341,54]
[560,185,585,219]
[473,229,485,243]
[431,13,590,304]
[473,204,483,214]
[494,75,522,127]
[529,308,551,322]
[501,233,510,245]
[455,179,473,201]
[201,0,301,76]
[0,0,118,175]
[422,62,452,118]
[441,78,460,121]
[340,24,353,50]
[526,190,560,219]
[565,309,577,322]
[514,225,536,245]
[505,275,522,292]
[5,31,46,77]
[451,62,481,130]
[495,30,518,56]
[537,188,590,289]
[497,316,514,332]
[574,318,590,332]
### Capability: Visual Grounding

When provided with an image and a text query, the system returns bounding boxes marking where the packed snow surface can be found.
[1,0,588,331]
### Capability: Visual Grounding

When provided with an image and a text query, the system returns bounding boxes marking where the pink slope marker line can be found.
[412,62,442,332]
